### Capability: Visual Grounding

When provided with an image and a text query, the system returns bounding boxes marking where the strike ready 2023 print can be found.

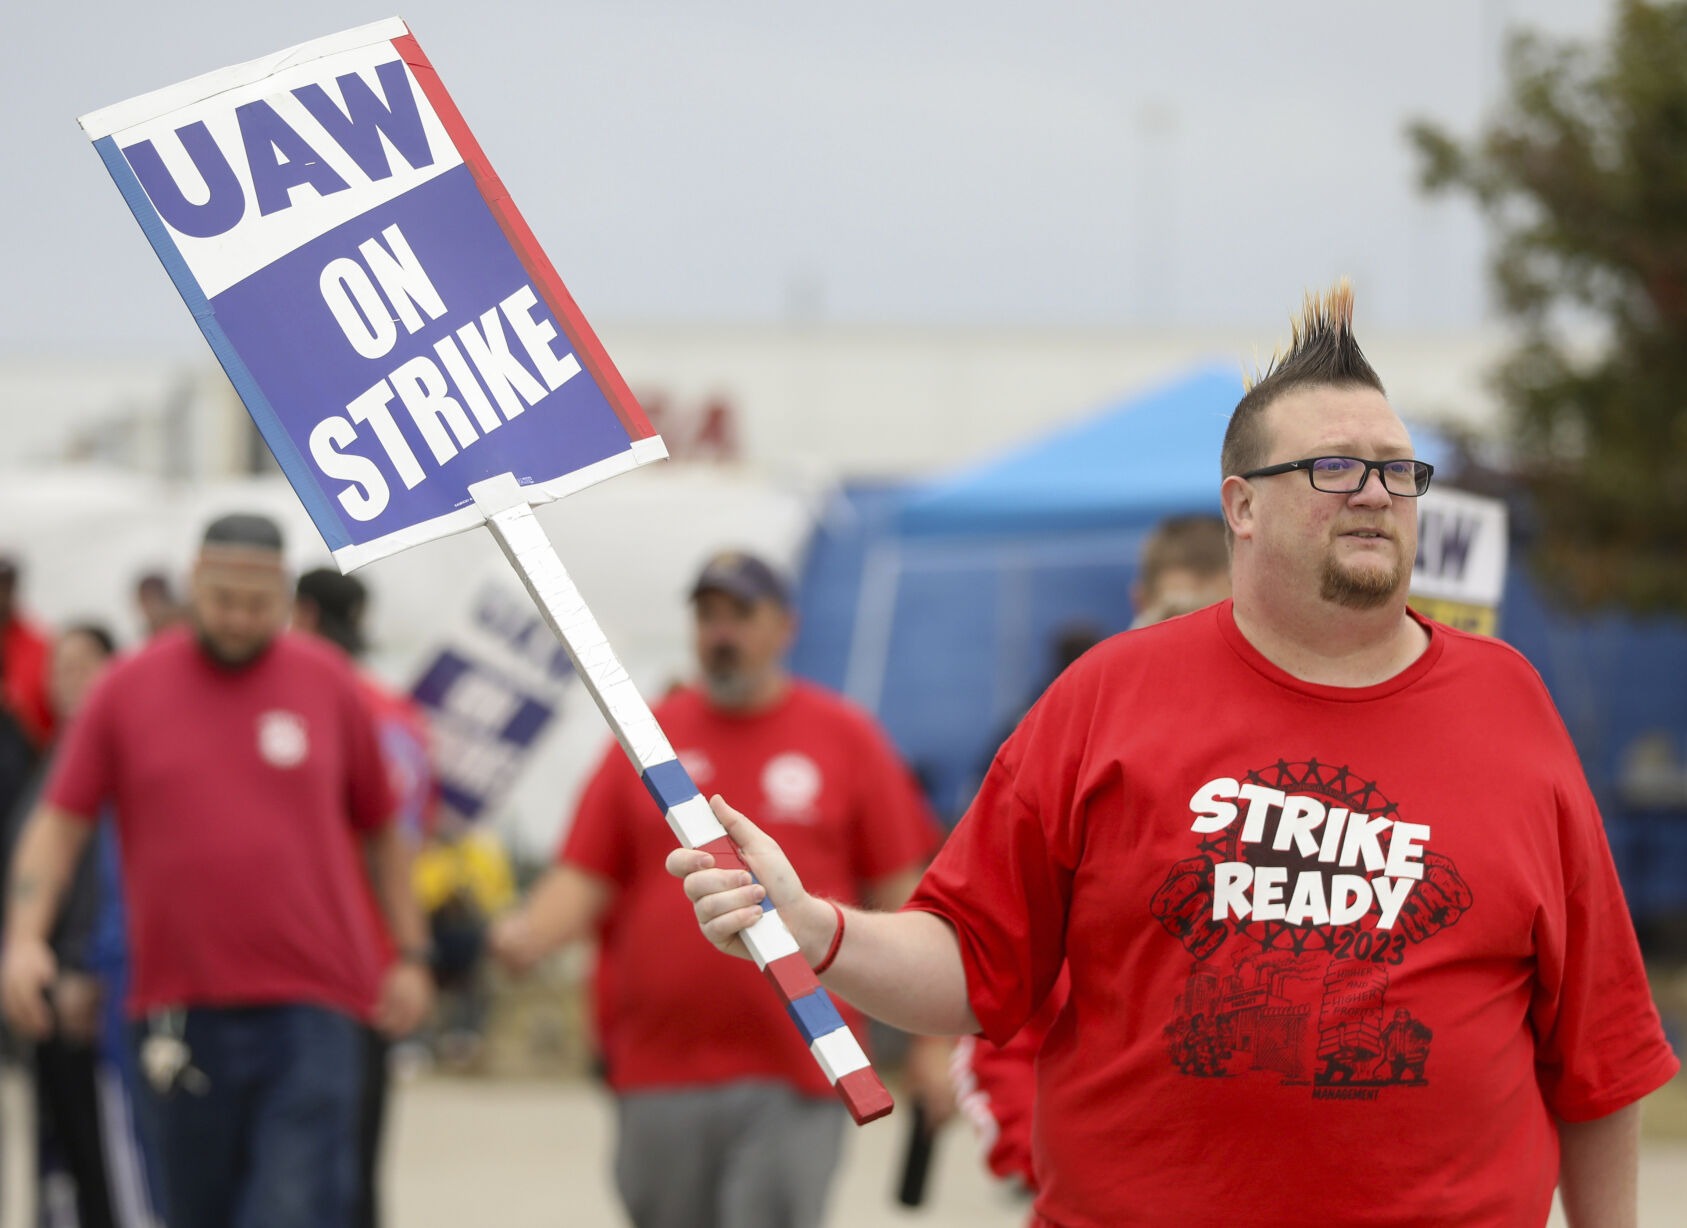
[1152,758,1470,1099]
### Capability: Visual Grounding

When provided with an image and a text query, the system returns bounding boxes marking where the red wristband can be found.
[811,900,845,975]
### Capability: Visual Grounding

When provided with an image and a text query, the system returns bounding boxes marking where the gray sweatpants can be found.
[613,1081,847,1228]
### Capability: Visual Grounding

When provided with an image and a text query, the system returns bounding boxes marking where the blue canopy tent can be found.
[894,365,1245,539]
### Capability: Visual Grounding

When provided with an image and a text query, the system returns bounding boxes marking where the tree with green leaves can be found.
[1409,0,1687,614]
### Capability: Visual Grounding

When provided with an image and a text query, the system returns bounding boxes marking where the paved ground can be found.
[381,1076,1687,1228]
[7,1069,1687,1225]
[385,1077,1029,1228]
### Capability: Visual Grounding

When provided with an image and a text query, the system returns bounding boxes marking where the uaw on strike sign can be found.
[79,18,665,570]
[80,20,900,1126]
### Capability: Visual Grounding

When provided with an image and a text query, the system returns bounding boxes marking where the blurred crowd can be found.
[0,517,974,1228]
[0,533,519,1228]
[3,482,1679,1228]
[0,501,1251,1228]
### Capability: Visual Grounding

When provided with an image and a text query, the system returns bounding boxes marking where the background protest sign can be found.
[78,18,665,571]
[1408,487,1509,635]
[409,582,574,824]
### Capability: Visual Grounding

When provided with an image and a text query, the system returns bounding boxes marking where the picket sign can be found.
[407,583,570,826]
[1408,487,1509,636]
[80,17,891,1125]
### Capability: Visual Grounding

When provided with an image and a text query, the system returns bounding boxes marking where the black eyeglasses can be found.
[1240,456,1434,497]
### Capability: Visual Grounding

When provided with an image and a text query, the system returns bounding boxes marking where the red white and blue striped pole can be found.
[471,473,893,1125]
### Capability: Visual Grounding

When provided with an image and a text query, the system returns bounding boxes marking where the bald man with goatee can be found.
[2,514,432,1228]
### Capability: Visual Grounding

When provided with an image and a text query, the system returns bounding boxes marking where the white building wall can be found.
[0,322,1517,482]
[597,322,1515,477]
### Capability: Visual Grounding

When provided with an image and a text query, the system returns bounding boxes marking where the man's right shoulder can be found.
[781,677,890,731]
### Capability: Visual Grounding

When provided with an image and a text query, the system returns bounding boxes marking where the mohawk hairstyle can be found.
[1221,279,1386,479]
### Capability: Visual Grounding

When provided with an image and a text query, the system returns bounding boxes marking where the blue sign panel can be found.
[80,19,665,570]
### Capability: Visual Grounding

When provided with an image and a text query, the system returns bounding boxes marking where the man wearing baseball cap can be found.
[493,549,942,1228]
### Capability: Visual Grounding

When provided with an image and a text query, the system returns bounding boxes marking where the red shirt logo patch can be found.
[761,752,821,822]
[257,710,309,769]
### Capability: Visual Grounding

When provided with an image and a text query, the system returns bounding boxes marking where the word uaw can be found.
[123,58,435,238]
[1188,777,1430,930]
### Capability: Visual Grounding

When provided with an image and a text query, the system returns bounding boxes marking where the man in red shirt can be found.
[671,286,1679,1228]
[492,550,941,1228]
[1,514,433,1228]
[0,555,56,749]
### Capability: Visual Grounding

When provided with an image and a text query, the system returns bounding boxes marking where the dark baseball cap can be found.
[689,551,791,608]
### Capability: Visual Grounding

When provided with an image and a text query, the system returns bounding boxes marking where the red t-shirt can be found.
[561,679,940,1097]
[352,671,439,965]
[358,674,436,843]
[47,628,395,1021]
[908,601,1678,1228]
[1,614,55,748]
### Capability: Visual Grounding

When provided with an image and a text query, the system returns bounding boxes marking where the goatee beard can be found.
[1319,556,1405,610]
[702,669,757,708]
[195,629,272,670]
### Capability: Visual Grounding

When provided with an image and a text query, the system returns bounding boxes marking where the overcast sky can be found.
[0,0,1617,360]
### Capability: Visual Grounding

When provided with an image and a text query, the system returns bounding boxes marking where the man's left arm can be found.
[848,717,956,1116]
[363,821,433,1037]
[1557,1102,1639,1228]
[866,865,958,1127]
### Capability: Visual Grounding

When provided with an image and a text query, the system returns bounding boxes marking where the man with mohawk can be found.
[669,283,1677,1227]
